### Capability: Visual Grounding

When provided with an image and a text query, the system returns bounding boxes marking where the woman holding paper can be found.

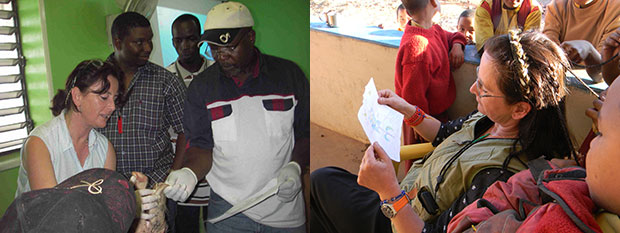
[310,31,576,233]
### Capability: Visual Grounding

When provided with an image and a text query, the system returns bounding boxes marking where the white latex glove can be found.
[276,161,302,203]
[130,175,158,220]
[163,167,198,202]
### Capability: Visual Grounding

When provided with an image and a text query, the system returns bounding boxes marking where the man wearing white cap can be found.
[163,2,309,232]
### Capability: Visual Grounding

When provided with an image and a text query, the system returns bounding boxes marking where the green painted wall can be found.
[0,164,18,215]
[21,0,52,126]
[44,0,121,91]
[236,0,310,78]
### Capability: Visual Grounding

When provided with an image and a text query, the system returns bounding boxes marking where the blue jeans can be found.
[206,191,306,233]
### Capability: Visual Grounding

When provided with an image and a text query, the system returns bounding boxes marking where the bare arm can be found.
[584,51,603,82]
[23,136,58,190]
[172,133,187,170]
[390,204,424,233]
[561,40,603,82]
[601,28,620,85]
[377,89,441,141]
[104,140,116,170]
[358,143,425,233]
[449,43,465,70]
[183,146,213,180]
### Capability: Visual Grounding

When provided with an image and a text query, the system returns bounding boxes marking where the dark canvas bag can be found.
[0,168,136,233]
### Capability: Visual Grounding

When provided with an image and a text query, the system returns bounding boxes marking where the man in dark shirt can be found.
[163,2,309,232]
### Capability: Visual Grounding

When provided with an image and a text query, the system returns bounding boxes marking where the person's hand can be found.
[466,37,475,45]
[357,142,401,200]
[412,130,425,143]
[163,167,197,202]
[377,89,415,118]
[602,28,620,57]
[585,90,606,128]
[130,174,158,220]
[561,40,597,63]
[276,161,302,203]
[449,43,465,70]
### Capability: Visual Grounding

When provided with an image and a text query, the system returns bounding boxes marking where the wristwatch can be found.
[380,190,410,218]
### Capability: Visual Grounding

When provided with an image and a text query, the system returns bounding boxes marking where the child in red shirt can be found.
[396,0,466,169]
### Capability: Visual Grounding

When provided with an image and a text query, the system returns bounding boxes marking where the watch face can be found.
[381,204,396,218]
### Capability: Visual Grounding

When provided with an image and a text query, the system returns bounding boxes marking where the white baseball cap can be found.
[201,1,254,46]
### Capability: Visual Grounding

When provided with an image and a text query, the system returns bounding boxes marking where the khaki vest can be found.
[399,112,529,222]
[596,211,620,232]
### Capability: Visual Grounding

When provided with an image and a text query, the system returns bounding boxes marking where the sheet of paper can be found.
[357,78,404,161]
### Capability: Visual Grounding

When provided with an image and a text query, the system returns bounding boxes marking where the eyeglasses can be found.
[475,66,505,99]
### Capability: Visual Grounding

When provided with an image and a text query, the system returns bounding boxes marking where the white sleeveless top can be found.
[15,111,110,197]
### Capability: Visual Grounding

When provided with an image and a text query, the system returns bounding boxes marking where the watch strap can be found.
[381,190,411,218]
[392,192,409,214]
[382,190,407,204]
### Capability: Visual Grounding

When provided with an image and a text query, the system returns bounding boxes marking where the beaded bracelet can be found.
[404,106,426,127]
[381,190,409,204]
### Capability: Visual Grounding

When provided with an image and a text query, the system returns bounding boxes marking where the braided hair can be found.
[484,30,576,167]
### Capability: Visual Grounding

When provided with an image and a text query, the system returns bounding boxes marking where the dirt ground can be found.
[311,0,478,32]
[311,123,410,180]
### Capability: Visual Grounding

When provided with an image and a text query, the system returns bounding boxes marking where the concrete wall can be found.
[310,29,398,142]
[310,29,595,147]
